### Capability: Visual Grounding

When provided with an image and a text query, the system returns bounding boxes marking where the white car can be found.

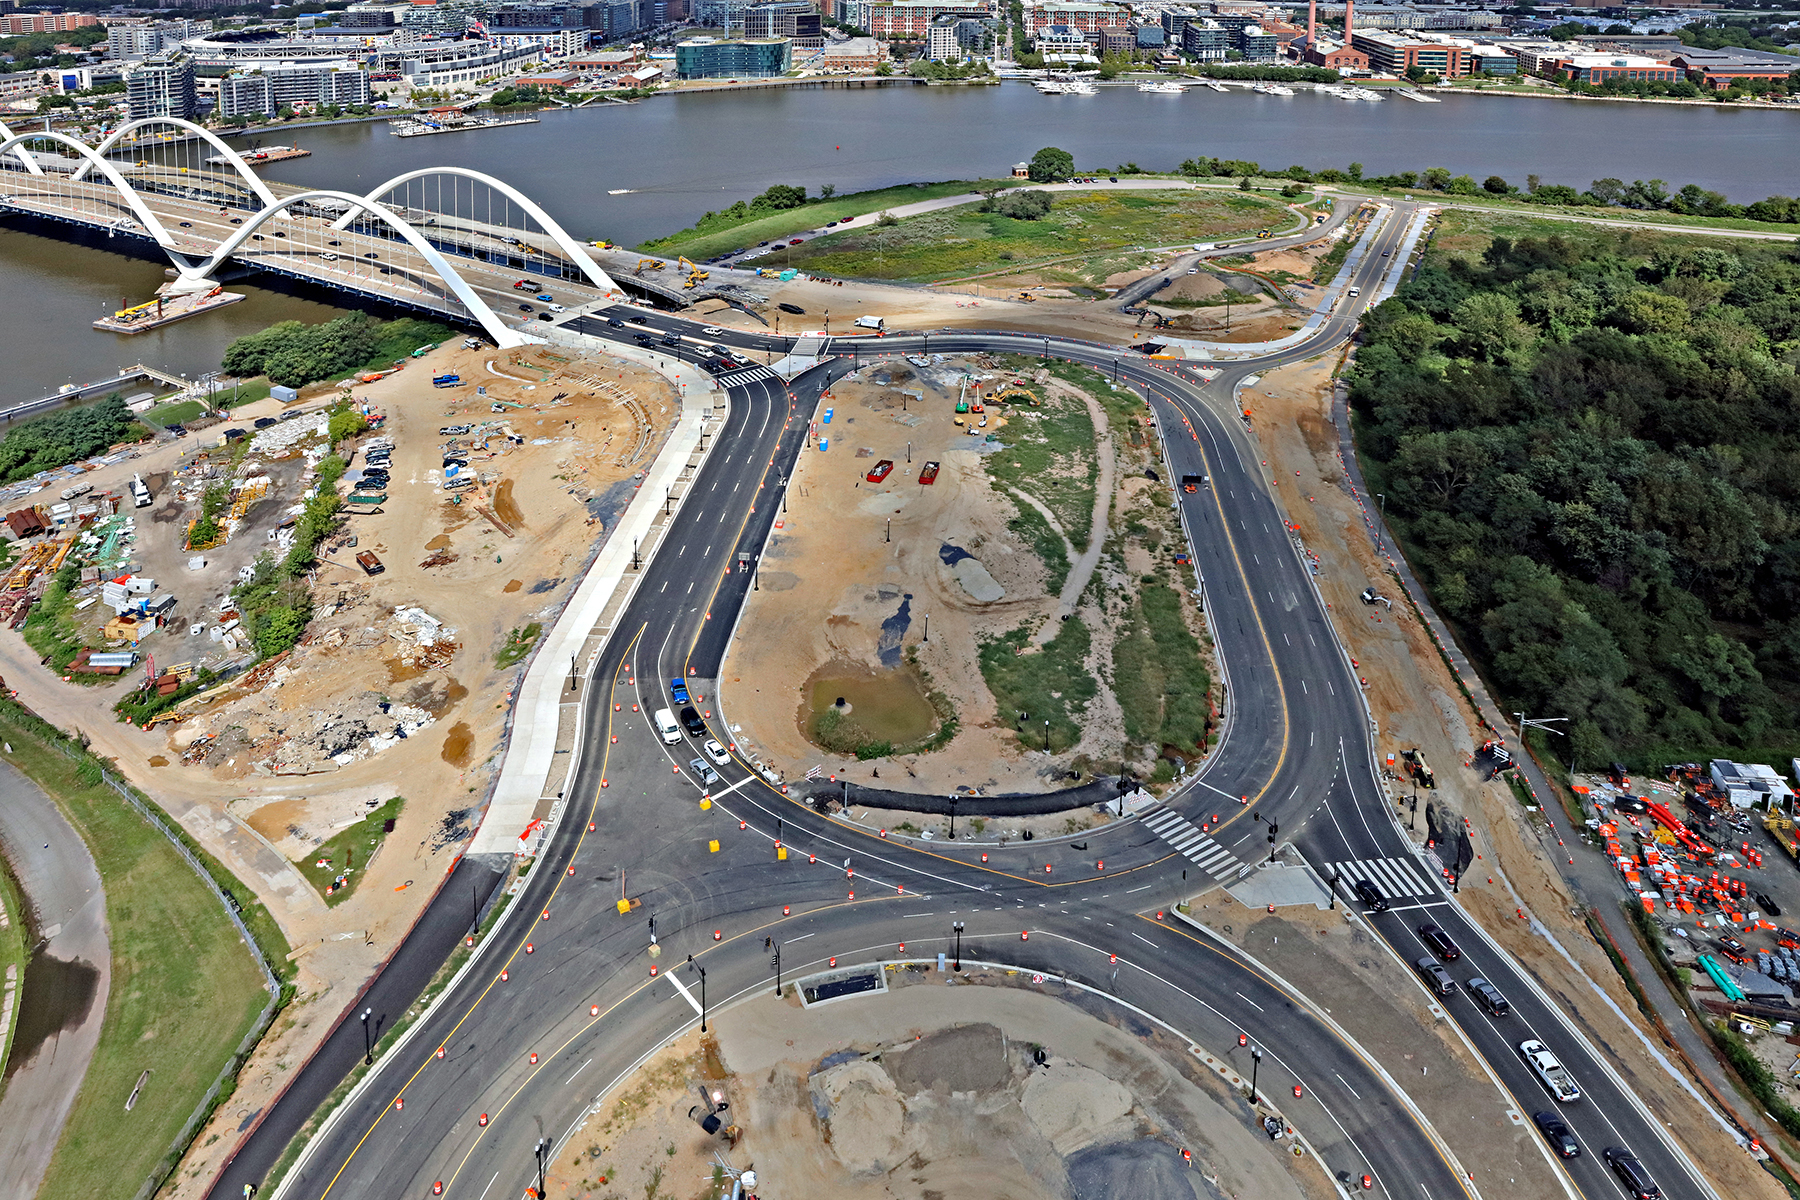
[701,326,724,336]
[548,303,566,313]
[703,737,729,765]
[1518,1040,1581,1103]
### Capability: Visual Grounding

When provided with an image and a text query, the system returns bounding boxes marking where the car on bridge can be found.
[536,293,553,302]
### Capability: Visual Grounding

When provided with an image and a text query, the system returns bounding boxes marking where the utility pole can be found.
[1249,1045,1263,1105]
[771,942,782,995]
[534,1137,549,1200]
[360,1007,373,1065]
[687,954,708,1032]
[952,920,965,971]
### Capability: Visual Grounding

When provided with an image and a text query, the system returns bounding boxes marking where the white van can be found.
[653,707,682,745]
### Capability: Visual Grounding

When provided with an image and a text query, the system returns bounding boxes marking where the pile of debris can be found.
[254,689,438,775]
[248,413,329,456]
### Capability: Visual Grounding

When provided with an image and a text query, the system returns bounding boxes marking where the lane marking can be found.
[668,972,703,1015]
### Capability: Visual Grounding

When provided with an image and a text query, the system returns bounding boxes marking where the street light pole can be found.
[952,921,964,971]
[1043,719,1050,752]
[1249,1045,1263,1106]
[948,795,958,840]
[360,1007,373,1064]
[534,1137,549,1199]
[687,954,707,1032]
[771,943,782,996]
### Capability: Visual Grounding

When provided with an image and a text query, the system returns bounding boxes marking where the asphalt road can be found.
[226,201,1712,1200]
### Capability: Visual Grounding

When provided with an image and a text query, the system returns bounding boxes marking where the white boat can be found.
[1205,79,1229,92]
[1065,80,1097,95]
[1251,83,1294,96]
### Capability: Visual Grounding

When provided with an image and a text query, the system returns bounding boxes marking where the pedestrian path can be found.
[1329,856,1438,900]
[1140,805,1243,882]
[716,365,779,389]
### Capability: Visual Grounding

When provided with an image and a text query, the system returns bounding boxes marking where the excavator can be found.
[678,256,708,289]
[634,258,661,275]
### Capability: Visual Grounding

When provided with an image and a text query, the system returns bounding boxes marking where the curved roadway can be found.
[216,201,1714,1200]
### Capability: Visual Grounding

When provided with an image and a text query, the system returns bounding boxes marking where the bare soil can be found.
[549,973,1334,1200]
[0,339,677,1198]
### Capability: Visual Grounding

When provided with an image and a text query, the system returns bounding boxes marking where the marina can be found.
[390,114,542,138]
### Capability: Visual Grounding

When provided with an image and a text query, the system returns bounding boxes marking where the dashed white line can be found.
[565,1058,592,1085]
[1234,991,1264,1012]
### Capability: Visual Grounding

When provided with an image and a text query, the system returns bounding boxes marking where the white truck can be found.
[853,315,885,332]
[129,474,152,508]
[1518,1039,1581,1103]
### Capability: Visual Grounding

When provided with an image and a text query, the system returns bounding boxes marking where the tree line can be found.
[220,314,451,389]
[0,394,142,486]
[1173,156,1800,225]
[1350,232,1800,766]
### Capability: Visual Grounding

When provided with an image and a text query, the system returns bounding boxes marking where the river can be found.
[3,81,1796,404]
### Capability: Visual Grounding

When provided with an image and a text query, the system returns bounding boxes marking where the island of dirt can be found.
[550,975,1332,1200]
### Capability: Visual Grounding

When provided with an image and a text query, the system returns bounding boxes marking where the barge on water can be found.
[94,286,244,334]
[390,114,540,138]
[207,144,310,166]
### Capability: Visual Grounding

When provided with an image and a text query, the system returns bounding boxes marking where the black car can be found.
[165,424,188,438]
[1613,796,1649,814]
[1756,891,1783,917]
[607,317,625,328]
[1603,1147,1661,1199]
[679,705,706,736]
[1353,878,1388,912]
[634,334,656,347]
[1532,1111,1580,1159]
[778,302,805,315]
[1417,922,1461,961]
[253,416,278,429]
[519,304,534,312]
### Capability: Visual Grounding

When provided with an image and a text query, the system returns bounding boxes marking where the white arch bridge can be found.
[0,117,632,348]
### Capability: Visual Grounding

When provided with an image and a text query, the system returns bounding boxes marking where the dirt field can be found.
[1235,358,1782,1200]
[718,354,1216,801]
[0,339,678,1197]
[550,973,1333,1200]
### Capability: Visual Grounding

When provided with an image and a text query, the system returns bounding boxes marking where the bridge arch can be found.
[0,120,44,175]
[182,188,540,348]
[0,130,185,251]
[75,118,285,214]
[333,166,621,297]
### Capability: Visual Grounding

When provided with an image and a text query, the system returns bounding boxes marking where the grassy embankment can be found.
[639,180,1000,262]
[1420,204,1782,262]
[0,699,286,1200]
[299,795,405,906]
[782,190,1291,284]
[0,846,25,1093]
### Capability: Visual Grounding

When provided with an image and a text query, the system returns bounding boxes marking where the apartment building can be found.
[218,64,371,118]
[125,51,197,119]
[0,11,97,34]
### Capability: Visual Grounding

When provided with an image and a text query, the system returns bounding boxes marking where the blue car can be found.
[536,293,554,302]
[670,678,690,704]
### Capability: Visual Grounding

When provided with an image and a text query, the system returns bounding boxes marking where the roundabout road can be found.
[220,201,1712,1200]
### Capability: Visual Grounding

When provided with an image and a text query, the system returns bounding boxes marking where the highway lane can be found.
[241,203,1709,1200]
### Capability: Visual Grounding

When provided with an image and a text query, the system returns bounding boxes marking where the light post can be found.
[1249,1045,1263,1106]
[1252,812,1279,863]
[687,954,708,1032]
[1043,719,1050,752]
[360,1007,373,1065]
[922,613,929,642]
[771,942,782,995]
[534,1137,550,1200]
[948,794,958,840]
[952,921,965,971]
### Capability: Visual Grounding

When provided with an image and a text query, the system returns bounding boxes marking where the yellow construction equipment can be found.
[634,258,661,275]
[1016,291,1037,303]
[678,256,708,288]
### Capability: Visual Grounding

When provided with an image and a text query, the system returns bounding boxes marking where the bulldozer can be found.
[1015,291,1037,303]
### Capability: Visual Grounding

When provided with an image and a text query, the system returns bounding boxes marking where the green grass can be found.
[1006,502,1070,595]
[780,191,1287,283]
[213,381,271,409]
[495,622,542,669]
[21,578,100,678]
[0,846,25,1096]
[1347,183,1800,238]
[984,373,1100,552]
[639,180,1001,260]
[299,796,404,906]
[0,702,270,1200]
[1112,573,1211,753]
[978,617,1098,754]
[141,399,204,427]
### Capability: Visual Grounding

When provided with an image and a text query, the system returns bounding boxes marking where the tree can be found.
[820,184,836,199]
[1422,167,1452,191]
[1483,175,1512,195]
[1027,146,1074,183]
[996,190,1053,219]
[1526,174,1541,194]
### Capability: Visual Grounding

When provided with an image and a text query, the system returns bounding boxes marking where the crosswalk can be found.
[716,365,778,388]
[1330,856,1439,901]
[1140,806,1244,882]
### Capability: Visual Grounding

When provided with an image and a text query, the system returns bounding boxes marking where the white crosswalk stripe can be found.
[1139,806,1243,882]
[1330,857,1438,900]
[717,366,778,388]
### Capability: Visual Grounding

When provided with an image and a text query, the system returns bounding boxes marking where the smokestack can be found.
[1308,0,1317,52]
[1343,0,1353,48]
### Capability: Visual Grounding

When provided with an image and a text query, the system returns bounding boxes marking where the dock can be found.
[93,287,245,335]
[389,115,540,138]
[207,145,310,167]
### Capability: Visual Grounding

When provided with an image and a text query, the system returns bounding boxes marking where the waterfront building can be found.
[1033,24,1088,53]
[1161,8,1198,39]
[744,2,823,48]
[1235,23,1276,60]
[125,51,198,118]
[218,63,371,116]
[1308,4,1501,31]
[1351,29,1468,76]
[1180,18,1231,62]
[814,36,885,70]
[1548,53,1679,85]
[1020,1,1130,37]
[1135,24,1165,48]
[835,1,992,42]
[673,35,792,77]
[1669,45,1800,89]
